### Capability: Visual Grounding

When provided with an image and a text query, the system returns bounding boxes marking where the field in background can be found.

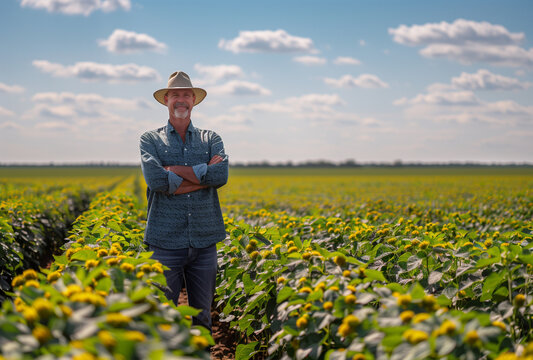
[0,166,531,360]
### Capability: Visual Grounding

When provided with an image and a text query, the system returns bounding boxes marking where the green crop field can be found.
[0,166,531,360]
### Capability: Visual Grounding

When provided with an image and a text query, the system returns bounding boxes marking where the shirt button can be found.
[188,213,191,216]
[184,148,187,151]
[185,163,188,165]
[187,194,190,198]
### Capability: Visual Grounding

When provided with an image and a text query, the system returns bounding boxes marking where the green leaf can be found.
[131,286,153,302]
[518,254,533,266]
[235,341,258,360]
[476,257,499,268]
[70,249,97,261]
[277,286,294,303]
[364,269,387,282]
[481,272,505,301]
[176,305,201,317]
[410,282,425,300]
[107,220,123,233]
[428,271,443,285]
[242,273,254,295]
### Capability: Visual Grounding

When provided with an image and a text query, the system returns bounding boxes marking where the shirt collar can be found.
[166,120,196,135]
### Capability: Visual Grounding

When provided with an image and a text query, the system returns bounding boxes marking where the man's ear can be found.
[164,94,168,105]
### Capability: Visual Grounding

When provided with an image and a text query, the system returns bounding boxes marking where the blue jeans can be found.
[148,244,218,332]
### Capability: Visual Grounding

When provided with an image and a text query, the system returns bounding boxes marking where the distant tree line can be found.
[2,159,531,168]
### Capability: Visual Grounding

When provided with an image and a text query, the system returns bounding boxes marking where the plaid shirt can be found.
[140,121,228,249]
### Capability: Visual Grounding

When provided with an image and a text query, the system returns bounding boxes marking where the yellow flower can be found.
[125,331,146,342]
[24,280,40,288]
[492,321,506,331]
[72,353,97,360]
[314,282,326,291]
[158,323,172,331]
[85,259,99,270]
[323,301,334,311]
[352,355,366,360]
[296,316,308,329]
[334,255,346,267]
[464,330,480,346]
[98,330,116,348]
[261,250,272,259]
[514,294,526,307]
[344,315,360,329]
[400,310,415,323]
[11,275,24,287]
[422,295,438,311]
[299,287,312,294]
[191,335,209,350]
[344,294,357,305]
[23,307,39,323]
[119,262,135,273]
[337,323,352,337]
[46,271,61,283]
[63,284,83,297]
[403,329,428,344]
[33,298,54,320]
[288,246,299,253]
[23,269,38,280]
[397,294,412,307]
[302,252,312,260]
[413,313,431,324]
[32,326,51,345]
[329,286,340,292]
[151,262,164,273]
[277,277,286,284]
[494,353,518,360]
[418,241,430,249]
[250,251,260,260]
[97,248,108,257]
[105,313,132,327]
[438,320,456,336]
[343,270,352,277]
[60,304,72,318]
[106,257,121,266]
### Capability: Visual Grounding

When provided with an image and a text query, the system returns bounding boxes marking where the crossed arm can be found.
[164,155,224,195]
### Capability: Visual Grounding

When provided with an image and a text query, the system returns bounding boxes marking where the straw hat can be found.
[153,71,207,106]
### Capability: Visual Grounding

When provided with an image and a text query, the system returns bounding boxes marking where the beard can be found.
[173,102,190,119]
[173,107,189,119]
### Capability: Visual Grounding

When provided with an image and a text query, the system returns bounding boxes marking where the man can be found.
[139,71,228,333]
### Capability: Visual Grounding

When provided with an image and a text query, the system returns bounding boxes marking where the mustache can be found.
[174,102,189,109]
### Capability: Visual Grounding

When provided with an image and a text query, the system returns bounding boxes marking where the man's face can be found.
[165,89,196,120]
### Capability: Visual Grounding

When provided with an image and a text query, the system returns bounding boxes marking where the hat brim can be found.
[153,87,207,106]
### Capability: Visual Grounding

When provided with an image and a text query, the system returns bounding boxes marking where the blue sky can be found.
[1,0,532,164]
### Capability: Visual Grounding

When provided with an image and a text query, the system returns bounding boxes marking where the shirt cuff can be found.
[192,163,207,182]
[167,171,183,194]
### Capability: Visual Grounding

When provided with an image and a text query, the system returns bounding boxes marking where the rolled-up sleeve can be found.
[140,133,183,193]
[200,132,228,188]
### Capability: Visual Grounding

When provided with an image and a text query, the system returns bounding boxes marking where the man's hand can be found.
[173,180,208,195]
[209,155,224,165]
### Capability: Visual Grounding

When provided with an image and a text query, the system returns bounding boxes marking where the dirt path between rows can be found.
[177,289,238,359]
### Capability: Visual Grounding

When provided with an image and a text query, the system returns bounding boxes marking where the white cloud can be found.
[394,85,533,125]
[451,69,531,90]
[32,92,151,109]
[293,56,326,65]
[0,82,25,94]
[228,93,374,125]
[324,74,389,88]
[0,121,22,130]
[394,90,480,106]
[32,60,160,82]
[388,19,533,67]
[98,29,166,53]
[35,121,73,131]
[333,56,361,65]
[360,40,366,46]
[218,29,317,54]
[389,18,524,46]
[194,64,244,85]
[420,43,533,67]
[0,106,15,117]
[209,80,271,96]
[20,0,130,16]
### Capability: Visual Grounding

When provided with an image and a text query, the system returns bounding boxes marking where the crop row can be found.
[0,177,212,359]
